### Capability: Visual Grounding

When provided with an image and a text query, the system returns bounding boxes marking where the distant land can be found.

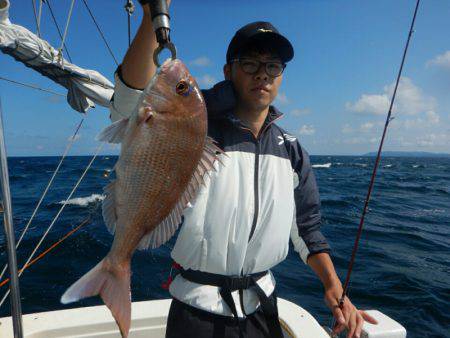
[362,151,450,158]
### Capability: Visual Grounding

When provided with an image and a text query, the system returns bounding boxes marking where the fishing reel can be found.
[140,0,177,67]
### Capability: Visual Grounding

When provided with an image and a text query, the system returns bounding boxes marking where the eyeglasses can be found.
[230,58,286,77]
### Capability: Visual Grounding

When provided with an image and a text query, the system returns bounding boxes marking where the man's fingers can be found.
[355,314,364,338]
[347,311,357,338]
[361,310,378,324]
[331,306,346,334]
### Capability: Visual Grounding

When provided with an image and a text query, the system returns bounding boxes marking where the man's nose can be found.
[253,65,268,81]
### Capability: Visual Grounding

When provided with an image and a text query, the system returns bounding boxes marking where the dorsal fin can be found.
[137,137,224,250]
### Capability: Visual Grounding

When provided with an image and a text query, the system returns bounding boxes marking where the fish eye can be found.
[175,80,190,96]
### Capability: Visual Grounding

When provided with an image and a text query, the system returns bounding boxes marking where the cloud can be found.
[290,108,311,116]
[341,123,353,134]
[360,122,374,132]
[426,51,450,69]
[190,56,212,67]
[197,74,217,87]
[275,92,289,105]
[345,77,436,116]
[299,124,315,135]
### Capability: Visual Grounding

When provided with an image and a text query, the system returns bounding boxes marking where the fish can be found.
[60,59,222,337]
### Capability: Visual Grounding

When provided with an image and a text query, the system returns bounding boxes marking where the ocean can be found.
[0,155,449,337]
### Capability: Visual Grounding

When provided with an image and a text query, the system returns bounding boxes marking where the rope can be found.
[81,0,119,66]
[125,0,135,47]
[0,118,84,284]
[0,217,91,289]
[45,0,73,63]
[0,76,65,97]
[37,0,44,34]
[0,142,104,309]
[58,0,77,64]
[31,0,41,37]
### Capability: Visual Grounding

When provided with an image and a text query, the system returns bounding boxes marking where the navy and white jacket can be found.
[110,74,330,317]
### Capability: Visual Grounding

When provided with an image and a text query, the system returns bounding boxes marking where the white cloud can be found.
[425,110,440,124]
[275,92,289,105]
[197,74,217,87]
[341,123,353,134]
[290,108,311,116]
[360,122,374,132]
[190,56,212,67]
[299,124,315,135]
[426,51,450,69]
[346,77,436,116]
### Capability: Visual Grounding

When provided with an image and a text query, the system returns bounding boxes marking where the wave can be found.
[312,163,331,168]
[58,194,105,207]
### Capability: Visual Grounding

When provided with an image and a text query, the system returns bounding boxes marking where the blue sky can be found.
[1,0,449,156]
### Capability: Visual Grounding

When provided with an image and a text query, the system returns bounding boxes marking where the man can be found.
[110,2,377,338]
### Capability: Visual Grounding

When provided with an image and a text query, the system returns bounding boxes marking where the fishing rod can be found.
[331,0,421,335]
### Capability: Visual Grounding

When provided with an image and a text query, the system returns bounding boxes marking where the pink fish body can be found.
[61,59,221,337]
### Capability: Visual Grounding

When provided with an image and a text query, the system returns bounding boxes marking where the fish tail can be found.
[61,257,131,338]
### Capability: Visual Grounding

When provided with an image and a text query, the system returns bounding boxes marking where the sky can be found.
[1,0,449,156]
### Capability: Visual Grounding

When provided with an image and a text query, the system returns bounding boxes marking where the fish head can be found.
[143,59,205,119]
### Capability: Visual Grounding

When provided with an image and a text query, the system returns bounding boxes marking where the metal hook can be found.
[153,41,177,67]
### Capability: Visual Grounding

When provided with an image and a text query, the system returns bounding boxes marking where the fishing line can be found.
[0,142,104,309]
[331,0,422,334]
[0,216,92,289]
[125,0,135,47]
[0,118,84,284]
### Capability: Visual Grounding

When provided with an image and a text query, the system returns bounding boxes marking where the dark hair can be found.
[228,41,281,64]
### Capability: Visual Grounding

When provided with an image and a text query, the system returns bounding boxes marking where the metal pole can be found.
[0,96,24,338]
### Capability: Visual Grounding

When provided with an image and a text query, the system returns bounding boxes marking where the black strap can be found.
[180,269,283,338]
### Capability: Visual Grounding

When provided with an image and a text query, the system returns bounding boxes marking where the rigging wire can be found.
[81,0,119,66]
[331,0,422,333]
[58,0,76,64]
[0,76,65,97]
[0,119,84,284]
[0,142,105,309]
[0,216,92,289]
[45,0,73,63]
[31,0,41,37]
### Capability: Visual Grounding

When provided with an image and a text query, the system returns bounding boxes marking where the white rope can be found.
[0,119,84,284]
[58,0,76,63]
[0,142,105,309]
[37,0,44,34]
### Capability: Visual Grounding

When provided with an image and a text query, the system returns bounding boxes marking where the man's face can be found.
[224,51,284,111]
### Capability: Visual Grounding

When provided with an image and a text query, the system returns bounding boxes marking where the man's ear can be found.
[223,64,231,81]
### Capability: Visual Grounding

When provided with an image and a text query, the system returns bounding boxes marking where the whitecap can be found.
[384,164,393,168]
[312,163,331,168]
[58,194,105,207]
[412,164,419,168]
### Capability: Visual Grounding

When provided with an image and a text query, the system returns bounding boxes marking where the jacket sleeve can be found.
[289,141,331,264]
[109,66,143,122]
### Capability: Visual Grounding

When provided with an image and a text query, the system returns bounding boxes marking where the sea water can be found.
[0,155,448,337]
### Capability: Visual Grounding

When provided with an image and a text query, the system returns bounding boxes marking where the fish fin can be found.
[137,137,224,250]
[102,181,117,234]
[60,258,131,337]
[96,118,129,144]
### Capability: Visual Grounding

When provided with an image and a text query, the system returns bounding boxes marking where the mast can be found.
[0,96,24,338]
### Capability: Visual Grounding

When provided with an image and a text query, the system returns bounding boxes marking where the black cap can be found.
[226,21,294,64]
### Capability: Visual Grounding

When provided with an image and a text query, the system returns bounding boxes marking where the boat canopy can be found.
[0,0,114,113]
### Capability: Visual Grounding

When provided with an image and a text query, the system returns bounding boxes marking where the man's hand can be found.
[324,284,378,338]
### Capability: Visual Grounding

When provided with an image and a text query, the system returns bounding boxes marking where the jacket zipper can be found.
[248,138,260,242]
